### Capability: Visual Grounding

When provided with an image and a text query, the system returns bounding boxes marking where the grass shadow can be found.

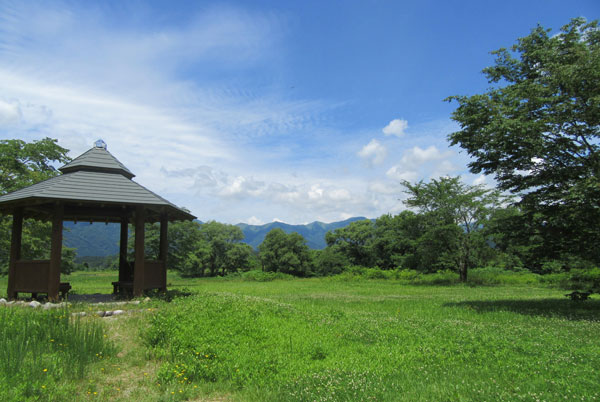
[445,298,600,321]
[144,288,193,302]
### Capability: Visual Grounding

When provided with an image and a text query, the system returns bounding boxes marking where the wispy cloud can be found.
[0,1,475,224]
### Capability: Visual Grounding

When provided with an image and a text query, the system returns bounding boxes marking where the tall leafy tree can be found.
[402,177,503,281]
[371,212,427,270]
[325,220,375,267]
[200,221,246,276]
[259,228,312,276]
[0,138,70,194]
[446,18,600,264]
[0,138,72,274]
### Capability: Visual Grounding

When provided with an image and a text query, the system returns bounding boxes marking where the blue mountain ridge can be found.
[63,216,368,257]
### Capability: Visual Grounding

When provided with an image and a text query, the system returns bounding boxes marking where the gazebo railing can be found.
[14,260,51,293]
[143,260,166,290]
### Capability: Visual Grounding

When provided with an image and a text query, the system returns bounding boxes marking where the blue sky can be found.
[0,0,597,224]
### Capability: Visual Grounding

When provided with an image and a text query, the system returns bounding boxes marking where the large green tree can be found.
[446,18,600,264]
[0,138,74,274]
[402,177,503,281]
[138,220,252,277]
[259,228,312,276]
[325,219,375,267]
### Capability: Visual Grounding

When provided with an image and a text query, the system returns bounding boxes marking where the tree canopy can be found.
[0,138,70,195]
[259,228,312,276]
[401,177,504,281]
[446,18,600,264]
[0,138,73,274]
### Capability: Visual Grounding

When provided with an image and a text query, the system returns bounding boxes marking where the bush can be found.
[392,269,422,281]
[468,267,540,286]
[239,270,294,282]
[568,268,600,292]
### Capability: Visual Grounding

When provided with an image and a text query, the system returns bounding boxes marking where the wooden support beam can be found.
[159,213,168,291]
[48,203,64,302]
[7,207,23,300]
[119,216,129,283]
[133,206,145,297]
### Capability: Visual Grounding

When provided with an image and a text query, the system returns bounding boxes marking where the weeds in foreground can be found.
[0,306,115,401]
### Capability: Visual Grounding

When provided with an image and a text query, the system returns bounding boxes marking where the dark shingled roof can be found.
[59,146,135,179]
[0,142,195,222]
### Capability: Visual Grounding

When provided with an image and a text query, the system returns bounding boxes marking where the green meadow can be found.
[0,272,599,401]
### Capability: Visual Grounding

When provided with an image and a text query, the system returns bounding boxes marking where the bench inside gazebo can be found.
[0,140,196,301]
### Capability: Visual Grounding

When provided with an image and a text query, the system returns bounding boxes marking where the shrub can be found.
[239,270,294,282]
[468,267,540,286]
[568,268,600,292]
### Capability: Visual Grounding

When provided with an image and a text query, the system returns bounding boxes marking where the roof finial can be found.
[94,139,107,150]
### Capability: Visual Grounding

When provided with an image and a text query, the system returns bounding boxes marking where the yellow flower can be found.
[43,369,48,372]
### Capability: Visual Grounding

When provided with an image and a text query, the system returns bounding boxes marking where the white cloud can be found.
[357,139,387,166]
[401,145,450,167]
[246,216,264,225]
[368,180,402,195]
[473,175,486,186]
[386,166,419,182]
[0,100,20,127]
[382,118,408,137]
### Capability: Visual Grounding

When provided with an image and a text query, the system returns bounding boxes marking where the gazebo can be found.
[0,140,196,300]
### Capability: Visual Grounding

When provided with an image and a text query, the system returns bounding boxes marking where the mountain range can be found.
[63,216,367,257]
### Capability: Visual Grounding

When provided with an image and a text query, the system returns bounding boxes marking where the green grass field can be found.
[0,271,599,401]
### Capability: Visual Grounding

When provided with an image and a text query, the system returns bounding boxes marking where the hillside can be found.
[63,217,369,256]
[237,216,368,249]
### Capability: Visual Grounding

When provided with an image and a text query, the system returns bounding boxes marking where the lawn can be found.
[0,271,599,401]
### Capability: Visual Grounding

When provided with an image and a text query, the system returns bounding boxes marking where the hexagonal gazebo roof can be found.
[0,140,195,223]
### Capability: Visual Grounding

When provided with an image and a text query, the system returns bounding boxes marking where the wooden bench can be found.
[31,282,71,300]
[112,281,133,295]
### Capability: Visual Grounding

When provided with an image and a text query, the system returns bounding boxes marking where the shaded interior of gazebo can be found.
[0,140,195,301]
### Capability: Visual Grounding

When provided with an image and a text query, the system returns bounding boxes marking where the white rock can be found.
[0,298,7,305]
[72,312,87,317]
[29,300,41,308]
[42,303,52,310]
[130,300,141,305]
[103,311,113,317]
[112,309,125,316]
[143,297,151,303]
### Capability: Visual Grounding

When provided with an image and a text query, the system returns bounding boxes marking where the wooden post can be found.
[133,206,145,297]
[48,203,63,302]
[119,216,129,283]
[7,207,23,300]
[159,213,168,291]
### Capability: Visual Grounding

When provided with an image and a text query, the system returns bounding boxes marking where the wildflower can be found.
[43,369,48,372]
